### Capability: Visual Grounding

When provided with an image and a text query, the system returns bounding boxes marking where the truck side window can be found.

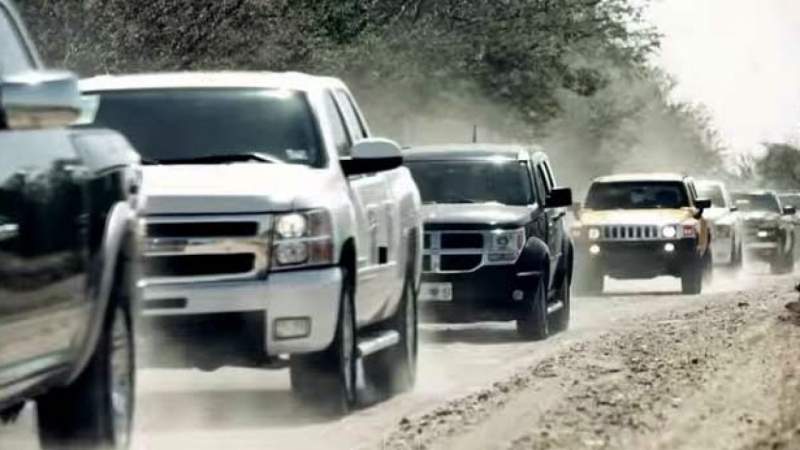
[542,160,557,189]
[0,6,34,75]
[532,164,548,205]
[537,165,551,196]
[334,90,368,141]
[324,92,352,157]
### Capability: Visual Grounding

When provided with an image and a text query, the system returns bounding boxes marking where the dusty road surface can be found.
[3,270,800,450]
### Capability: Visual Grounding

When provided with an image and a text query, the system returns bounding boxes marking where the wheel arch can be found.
[67,202,136,383]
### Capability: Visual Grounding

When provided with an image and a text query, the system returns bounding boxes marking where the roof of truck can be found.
[592,173,687,183]
[403,144,546,162]
[80,71,346,93]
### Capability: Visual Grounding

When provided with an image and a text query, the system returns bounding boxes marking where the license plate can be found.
[419,282,453,302]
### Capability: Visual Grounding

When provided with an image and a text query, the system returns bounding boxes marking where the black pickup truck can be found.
[404,145,573,340]
[0,1,140,448]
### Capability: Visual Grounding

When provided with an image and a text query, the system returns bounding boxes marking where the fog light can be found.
[275,241,309,265]
[512,290,525,301]
[757,230,769,238]
[274,318,311,340]
[664,243,676,252]
[589,244,601,255]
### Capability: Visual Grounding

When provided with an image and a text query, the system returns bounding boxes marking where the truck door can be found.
[0,6,89,388]
[324,92,391,325]
[535,160,563,286]
[0,130,89,387]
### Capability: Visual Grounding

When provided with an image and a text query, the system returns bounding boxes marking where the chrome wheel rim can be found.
[110,309,132,448]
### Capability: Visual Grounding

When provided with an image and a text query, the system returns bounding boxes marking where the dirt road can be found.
[3,272,799,450]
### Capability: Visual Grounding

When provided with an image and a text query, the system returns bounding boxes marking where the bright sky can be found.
[647,0,800,155]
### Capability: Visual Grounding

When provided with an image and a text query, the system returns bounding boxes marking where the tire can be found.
[732,240,743,268]
[37,302,135,450]
[681,256,703,295]
[369,275,418,395]
[550,270,571,333]
[516,275,549,341]
[771,244,794,274]
[290,267,357,415]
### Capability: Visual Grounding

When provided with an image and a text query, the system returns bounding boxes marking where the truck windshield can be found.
[697,184,727,207]
[76,88,323,167]
[405,160,534,206]
[585,181,689,210]
[732,193,781,213]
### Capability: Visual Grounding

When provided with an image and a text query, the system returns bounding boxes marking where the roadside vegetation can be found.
[21,0,727,191]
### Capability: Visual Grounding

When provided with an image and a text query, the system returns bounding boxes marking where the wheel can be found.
[550,270,571,333]
[37,302,135,450]
[681,255,703,295]
[732,240,743,268]
[771,244,794,274]
[369,275,418,395]
[290,267,357,415]
[516,275,549,340]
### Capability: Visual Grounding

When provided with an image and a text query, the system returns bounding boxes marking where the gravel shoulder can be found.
[382,275,800,450]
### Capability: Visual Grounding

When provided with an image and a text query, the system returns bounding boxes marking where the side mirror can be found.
[340,138,403,176]
[1,70,81,130]
[729,206,739,212]
[546,187,573,209]
[694,198,711,219]
[783,205,796,216]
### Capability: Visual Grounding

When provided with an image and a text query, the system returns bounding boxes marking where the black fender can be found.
[66,201,137,383]
[516,236,550,290]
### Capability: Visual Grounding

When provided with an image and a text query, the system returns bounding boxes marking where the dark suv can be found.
[733,190,796,274]
[0,1,140,448]
[404,145,573,340]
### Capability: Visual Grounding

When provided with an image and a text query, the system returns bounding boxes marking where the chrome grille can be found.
[600,225,660,241]
[142,215,272,285]
[423,230,488,273]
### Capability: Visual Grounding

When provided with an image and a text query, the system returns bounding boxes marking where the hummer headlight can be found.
[661,225,678,239]
[272,210,333,269]
[588,228,601,240]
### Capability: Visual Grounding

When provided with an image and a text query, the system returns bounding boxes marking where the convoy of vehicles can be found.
[78,72,423,412]
[696,180,744,267]
[571,174,713,295]
[5,0,800,444]
[732,190,796,274]
[404,145,573,340]
[0,0,140,448]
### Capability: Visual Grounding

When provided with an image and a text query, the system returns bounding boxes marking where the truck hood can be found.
[702,207,731,223]
[422,203,531,228]
[739,211,781,223]
[141,164,333,215]
[579,209,693,226]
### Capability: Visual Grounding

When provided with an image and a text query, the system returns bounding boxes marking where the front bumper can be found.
[141,267,343,355]
[576,239,698,279]
[419,265,541,322]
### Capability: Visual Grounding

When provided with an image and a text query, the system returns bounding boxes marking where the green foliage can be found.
[755,143,800,190]
[18,0,726,190]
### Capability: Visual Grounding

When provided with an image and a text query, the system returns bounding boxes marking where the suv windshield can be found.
[697,184,726,207]
[732,193,781,213]
[406,160,534,206]
[585,181,689,210]
[77,88,323,166]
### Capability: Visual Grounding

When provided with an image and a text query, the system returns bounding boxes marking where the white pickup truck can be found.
[78,72,423,412]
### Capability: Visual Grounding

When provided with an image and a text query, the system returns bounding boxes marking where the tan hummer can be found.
[571,174,712,295]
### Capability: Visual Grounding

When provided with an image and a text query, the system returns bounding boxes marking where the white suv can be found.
[79,72,423,412]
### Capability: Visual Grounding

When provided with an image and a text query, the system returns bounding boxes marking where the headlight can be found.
[487,228,525,263]
[757,229,773,238]
[272,210,334,269]
[588,228,601,240]
[661,225,677,239]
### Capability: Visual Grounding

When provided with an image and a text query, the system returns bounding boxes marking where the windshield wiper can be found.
[158,152,284,165]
